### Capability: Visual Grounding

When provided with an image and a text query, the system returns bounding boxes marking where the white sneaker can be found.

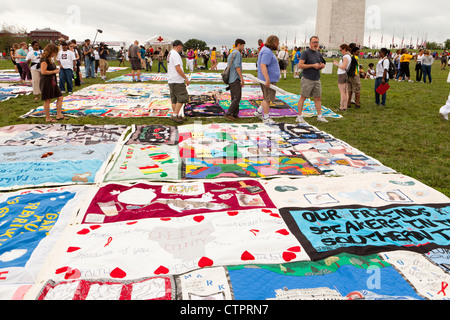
[317,115,328,123]
[263,117,275,124]
[253,110,264,120]
[296,115,307,123]
[440,106,449,121]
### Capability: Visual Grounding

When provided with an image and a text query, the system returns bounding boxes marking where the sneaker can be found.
[317,115,328,123]
[295,115,307,123]
[253,110,264,120]
[440,106,449,121]
[224,114,235,121]
[170,115,184,124]
[263,117,275,124]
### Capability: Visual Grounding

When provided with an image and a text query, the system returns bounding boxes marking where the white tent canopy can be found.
[145,35,174,46]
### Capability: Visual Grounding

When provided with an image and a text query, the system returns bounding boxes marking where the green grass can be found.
[0,57,449,197]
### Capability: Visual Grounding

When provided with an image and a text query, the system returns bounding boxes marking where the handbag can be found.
[221,51,237,84]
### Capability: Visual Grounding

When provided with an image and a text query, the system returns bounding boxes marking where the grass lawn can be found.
[0,56,448,197]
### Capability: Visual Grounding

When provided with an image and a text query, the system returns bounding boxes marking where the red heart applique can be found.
[55,266,70,274]
[77,228,90,235]
[270,213,281,218]
[227,211,239,216]
[126,221,138,225]
[287,246,301,252]
[160,218,171,222]
[241,251,255,261]
[64,268,81,280]
[193,216,204,223]
[154,266,169,275]
[282,251,297,262]
[67,247,81,253]
[110,267,127,279]
[198,257,214,268]
[276,229,290,236]
[90,225,101,230]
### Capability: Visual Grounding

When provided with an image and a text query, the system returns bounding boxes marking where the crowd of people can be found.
[7,34,450,124]
[8,38,113,122]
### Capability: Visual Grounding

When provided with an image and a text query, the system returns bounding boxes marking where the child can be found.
[366,63,376,79]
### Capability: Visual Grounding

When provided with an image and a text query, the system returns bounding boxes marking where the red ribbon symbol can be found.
[438,282,448,296]
[104,237,113,248]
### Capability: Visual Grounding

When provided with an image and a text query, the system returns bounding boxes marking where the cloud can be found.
[1,0,449,49]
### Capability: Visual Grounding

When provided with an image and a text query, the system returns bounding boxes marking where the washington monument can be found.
[315,0,366,49]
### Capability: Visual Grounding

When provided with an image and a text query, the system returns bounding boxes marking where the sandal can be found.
[56,116,69,120]
[46,118,58,123]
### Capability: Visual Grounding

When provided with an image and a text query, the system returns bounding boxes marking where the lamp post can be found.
[93,29,103,46]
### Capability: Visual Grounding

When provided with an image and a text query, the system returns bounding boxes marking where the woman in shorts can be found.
[333,44,351,111]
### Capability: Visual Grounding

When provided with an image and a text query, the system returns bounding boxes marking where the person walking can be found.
[421,49,434,84]
[254,35,281,124]
[128,40,142,81]
[224,39,246,121]
[277,45,289,80]
[70,39,84,86]
[293,47,302,78]
[211,47,218,71]
[157,47,167,73]
[25,41,43,101]
[99,43,109,80]
[346,46,362,109]
[415,49,424,82]
[441,50,448,70]
[202,49,210,70]
[167,40,190,123]
[40,44,66,122]
[333,44,351,111]
[398,48,414,82]
[374,48,391,107]
[118,47,126,67]
[296,36,328,123]
[57,41,77,94]
[291,47,297,73]
[83,39,96,79]
[186,48,195,72]
[16,42,31,83]
[10,43,20,74]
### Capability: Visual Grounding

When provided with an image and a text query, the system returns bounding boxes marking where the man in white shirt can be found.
[25,40,43,101]
[57,42,76,94]
[167,40,190,123]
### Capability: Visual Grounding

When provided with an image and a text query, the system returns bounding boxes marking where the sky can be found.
[1,0,449,49]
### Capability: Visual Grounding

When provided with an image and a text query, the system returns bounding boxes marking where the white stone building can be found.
[315,0,366,49]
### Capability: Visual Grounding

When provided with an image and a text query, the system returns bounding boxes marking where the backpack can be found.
[347,55,358,77]
[386,58,396,79]
[221,51,237,84]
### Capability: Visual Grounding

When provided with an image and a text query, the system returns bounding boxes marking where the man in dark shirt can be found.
[99,42,109,80]
[297,36,328,123]
[83,39,95,78]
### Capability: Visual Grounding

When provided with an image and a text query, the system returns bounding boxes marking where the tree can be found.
[445,39,450,50]
[183,39,208,51]
[0,23,30,53]
[426,41,441,50]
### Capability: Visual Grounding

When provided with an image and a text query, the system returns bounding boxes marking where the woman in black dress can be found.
[40,44,67,122]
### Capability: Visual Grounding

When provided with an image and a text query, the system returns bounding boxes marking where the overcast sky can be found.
[1,0,449,48]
